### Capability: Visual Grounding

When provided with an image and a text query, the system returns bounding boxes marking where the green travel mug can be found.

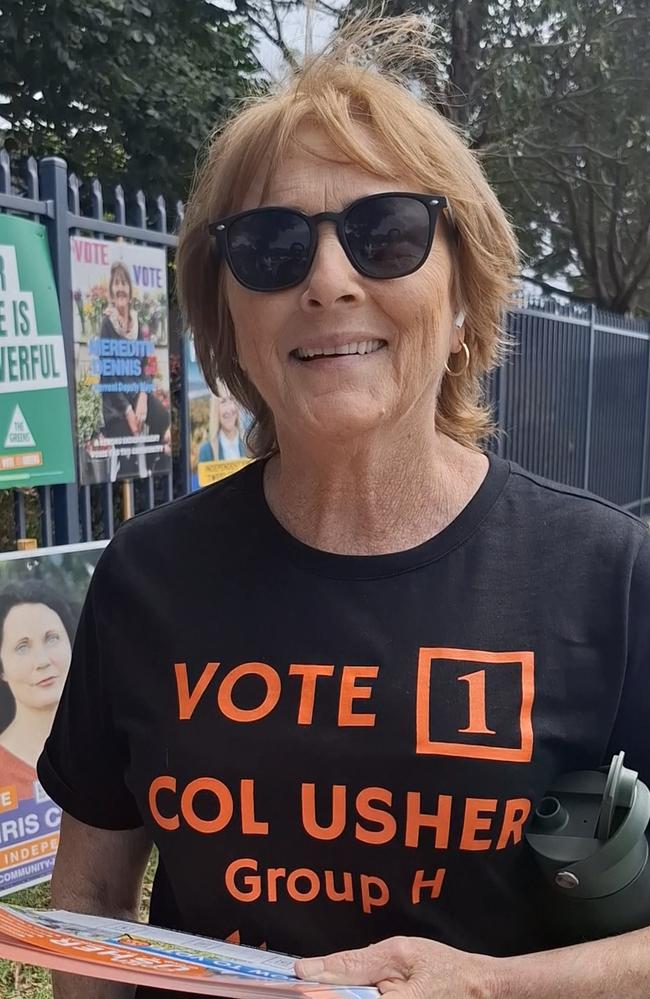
[525,752,650,942]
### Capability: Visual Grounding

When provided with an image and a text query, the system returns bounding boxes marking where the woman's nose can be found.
[300,228,366,312]
[34,645,52,668]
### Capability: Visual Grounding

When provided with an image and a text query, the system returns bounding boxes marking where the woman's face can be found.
[225,123,462,447]
[218,394,239,434]
[0,603,72,711]
[110,271,131,310]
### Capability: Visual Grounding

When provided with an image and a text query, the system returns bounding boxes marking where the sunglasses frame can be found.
[207,191,449,292]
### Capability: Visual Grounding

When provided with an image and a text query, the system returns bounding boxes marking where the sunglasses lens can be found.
[344,195,432,278]
[227,209,312,290]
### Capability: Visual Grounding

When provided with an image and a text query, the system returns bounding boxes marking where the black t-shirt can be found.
[38,454,650,993]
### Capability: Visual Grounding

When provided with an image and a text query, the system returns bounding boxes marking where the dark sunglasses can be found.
[208,191,449,292]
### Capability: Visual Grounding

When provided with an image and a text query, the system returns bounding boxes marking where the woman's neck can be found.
[219,426,239,443]
[264,418,489,556]
[0,705,56,767]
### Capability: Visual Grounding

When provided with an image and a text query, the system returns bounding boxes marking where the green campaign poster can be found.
[0,215,75,488]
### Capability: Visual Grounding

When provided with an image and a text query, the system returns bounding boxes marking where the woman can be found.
[39,15,650,999]
[99,260,171,472]
[198,380,247,462]
[0,582,74,800]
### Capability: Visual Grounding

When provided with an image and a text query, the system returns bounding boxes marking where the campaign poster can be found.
[0,215,76,489]
[0,541,106,896]
[71,238,171,484]
[184,334,252,491]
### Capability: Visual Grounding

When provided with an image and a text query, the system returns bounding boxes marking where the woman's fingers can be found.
[295,938,415,985]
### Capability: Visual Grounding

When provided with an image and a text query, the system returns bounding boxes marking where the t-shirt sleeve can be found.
[603,529,650,787]
[37,550,142,830]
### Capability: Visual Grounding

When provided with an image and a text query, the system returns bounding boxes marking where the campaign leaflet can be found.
[0,904,380,999]
[71,237,172,484]
[0,541,107,896]
[184,334,252,490]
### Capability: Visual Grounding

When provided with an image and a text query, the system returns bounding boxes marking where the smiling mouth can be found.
[291,339,387,361]
[35,676,58,687]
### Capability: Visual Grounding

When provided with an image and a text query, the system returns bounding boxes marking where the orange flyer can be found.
[0,904,378,999]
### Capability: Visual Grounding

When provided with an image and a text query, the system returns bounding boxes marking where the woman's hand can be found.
[134,392,148,430]
[295,936,501,999]
[125,405,140,436]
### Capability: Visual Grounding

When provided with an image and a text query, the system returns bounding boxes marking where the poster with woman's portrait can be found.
[71,238,172,485]
[184,334,253,490]
[0,541,106,897]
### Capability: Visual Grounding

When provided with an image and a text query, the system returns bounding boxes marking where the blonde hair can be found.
[177,13,519,456]
[209,380,241,445]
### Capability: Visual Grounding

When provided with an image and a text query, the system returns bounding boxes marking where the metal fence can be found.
[0,154,183,549]
[1,154,649,552]
[495,301,650,515]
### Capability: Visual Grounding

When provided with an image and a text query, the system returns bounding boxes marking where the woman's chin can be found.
[290,406,395,445]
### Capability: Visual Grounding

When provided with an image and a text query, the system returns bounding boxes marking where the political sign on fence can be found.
[0,215,76,490]
[184,334,252,490]
[0,541,107,897]
[71,238,171,484]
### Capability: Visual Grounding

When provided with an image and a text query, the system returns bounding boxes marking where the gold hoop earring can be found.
[444,341,470,377]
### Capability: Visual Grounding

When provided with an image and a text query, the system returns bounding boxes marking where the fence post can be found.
[496,315,509,458]
[155,193,174,504]
[175,200,189,495]
[583,304,596,492]
[39,157,80,544]
[179,334,191,494]
[89,177,115,539]
[640,337,650,518]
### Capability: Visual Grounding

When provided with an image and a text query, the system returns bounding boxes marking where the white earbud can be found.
[454,311,465,328]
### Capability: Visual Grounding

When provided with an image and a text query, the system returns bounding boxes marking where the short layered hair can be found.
[177,14,520,455]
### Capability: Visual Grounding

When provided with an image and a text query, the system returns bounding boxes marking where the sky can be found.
[254,3,338,79]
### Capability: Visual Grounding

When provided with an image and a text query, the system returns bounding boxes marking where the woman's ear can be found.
[448,309,466,354]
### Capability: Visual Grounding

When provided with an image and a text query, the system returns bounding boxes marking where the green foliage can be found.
[76,375,104,444]
[0,0,258,207]
[339,0,650,314]
[481,0,650,313]
[0,489,42,550]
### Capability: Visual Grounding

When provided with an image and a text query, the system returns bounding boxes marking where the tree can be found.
[0,0,258,208]
[332,0,650,314]
[233,0,304,73]
[481,0,650,314]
